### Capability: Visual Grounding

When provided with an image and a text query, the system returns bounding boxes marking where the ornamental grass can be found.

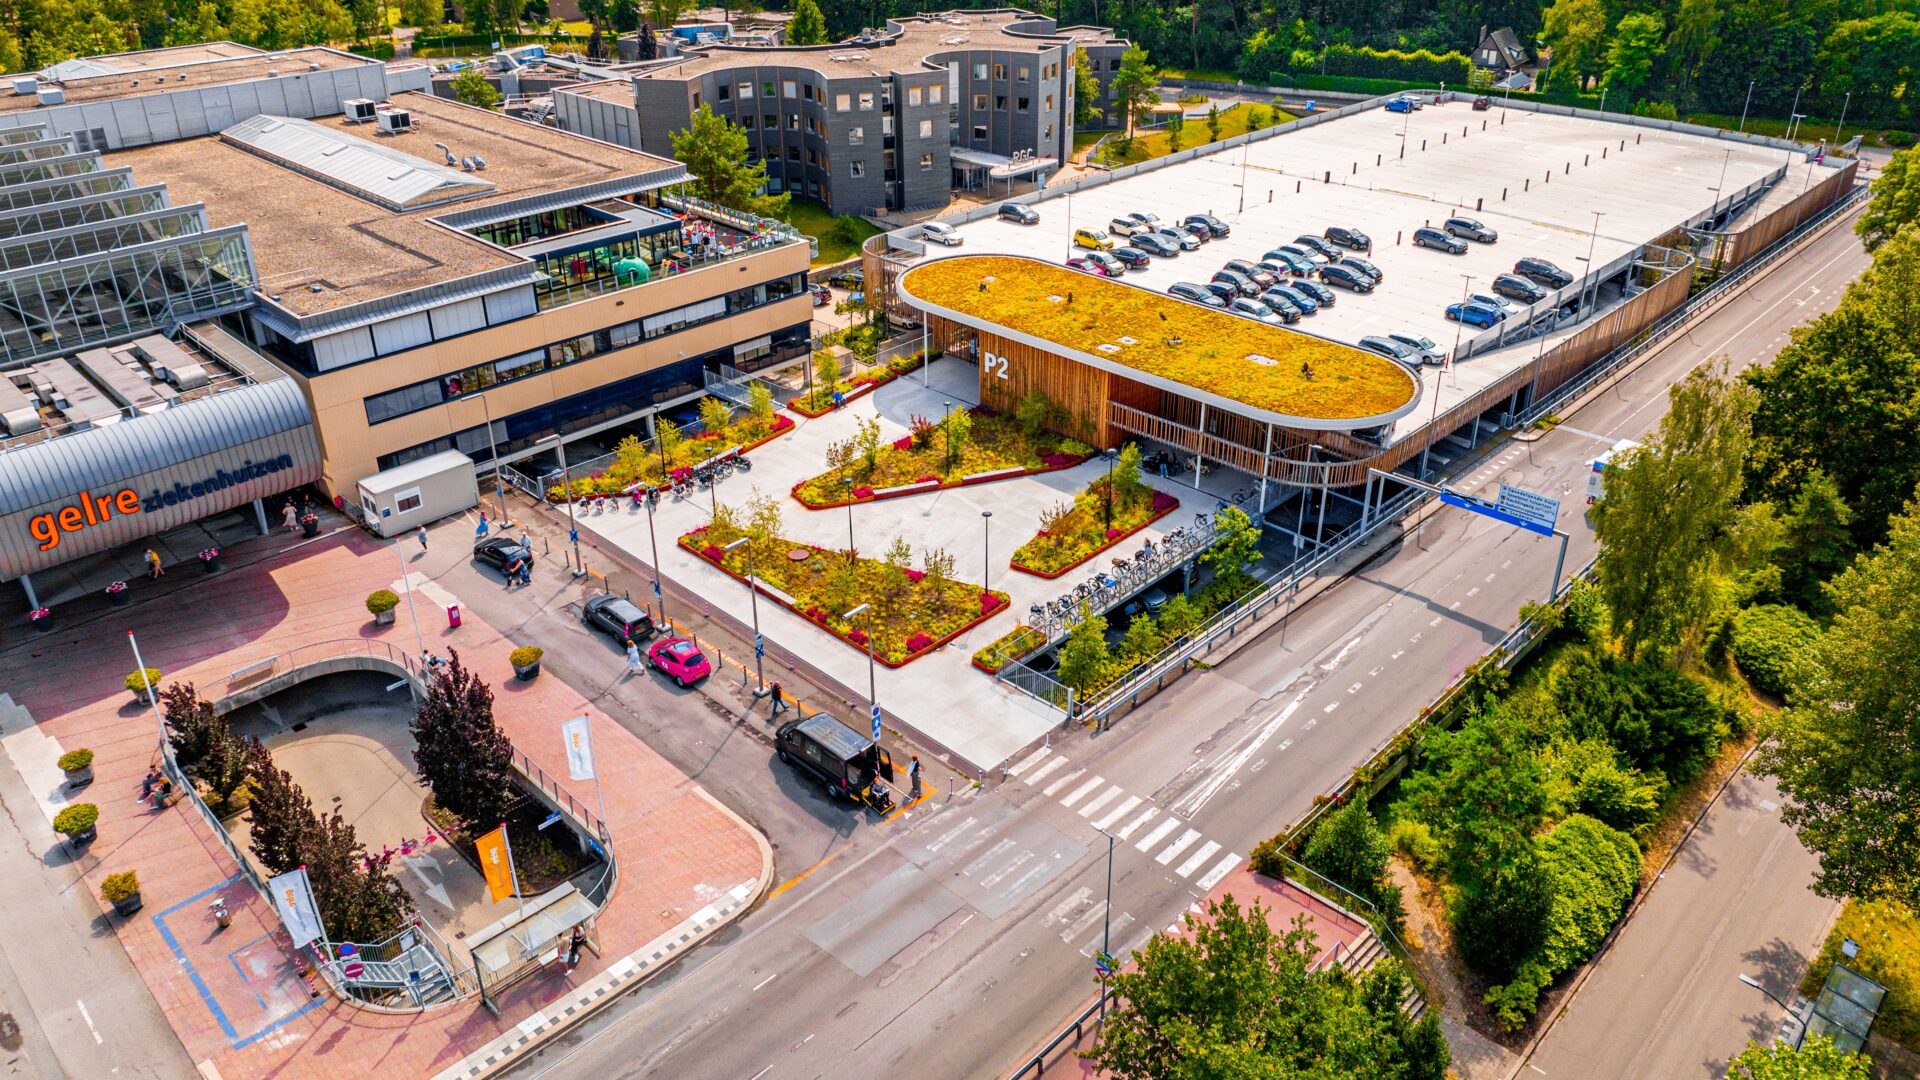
[546,413,793,501]
[900,256,1417,421]
[1012,478,1178,576]
[794,409,1091,506]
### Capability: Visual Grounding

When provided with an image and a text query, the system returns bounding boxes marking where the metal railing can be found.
[1007,991,1113,1080]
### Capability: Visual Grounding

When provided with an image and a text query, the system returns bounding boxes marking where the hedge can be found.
[1729,603,1822,699]
[1484,814,1640,1030]
[1310,44,1473,86]
[348,41,396,59]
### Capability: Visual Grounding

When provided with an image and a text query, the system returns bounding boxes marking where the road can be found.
[1524,767,1839,1078]
[489,206,1870,1080]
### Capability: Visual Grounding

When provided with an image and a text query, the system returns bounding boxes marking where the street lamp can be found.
[722,537,767,696]
[1833,92,1851,144]
[478,394,509,527]
[1737,79,1755,133]
[1580,211,1605,316]
[1738,973,1794,1013]
[941,399,955,474]
[539,434,585,578]
[1093,824,1117,1019]
[1713,146,1733,210]
[1448,273,1475,377]
[842,476,857,564]
[1100,446,1119,528]
[980,510,993,603]
[841,602,880,742]
[643,486,667,625]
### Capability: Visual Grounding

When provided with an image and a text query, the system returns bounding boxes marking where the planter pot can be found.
[200,558,220,574]
[301,519,320,538]
[512,660,541,681]
[108,591,129,608]
[110,891,142,917]
[62,764,93,790]
[32,618,51,634]
[63,824,96,849]
[374,609,396,626]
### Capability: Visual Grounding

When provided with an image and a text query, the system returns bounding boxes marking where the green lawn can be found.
[782,198,882,267]
[1802,899,1920,1052]
[1155,68,1238,83]
[1095,103,1298,167]
[1683,112,1900,146]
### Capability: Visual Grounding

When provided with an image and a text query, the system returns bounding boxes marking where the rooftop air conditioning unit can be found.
[12,77,36,95]
[36,86,63,106]
[376,108,413,134]
[343,97,377,122]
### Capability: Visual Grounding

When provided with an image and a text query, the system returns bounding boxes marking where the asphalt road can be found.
[1524,767,1839,1078]
[492,205,1871,1080]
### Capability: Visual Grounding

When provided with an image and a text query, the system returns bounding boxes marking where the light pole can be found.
[479,394,509,527]
[1737,79,1755,133]
[1714,146,1732,210]
[394,536,427,662]
[539,434,585,578]
[842,476,857,564]
[1786,79,1805,142]
[941,399,955,474]
[1100,446,1119,527]
[1094,824,1117,1019]
[722,537,767,695]
[1832,92,1851,143]
[1448,273,1475,376]
[643,488,667,625]
[1738,973,1794,1013]
[1581,210,1605,315]
[1319,40,1327,76]
[1788,112,1807,142]
[980,510,992,603]
[1597,86,1607,117]
[841,602,880,742]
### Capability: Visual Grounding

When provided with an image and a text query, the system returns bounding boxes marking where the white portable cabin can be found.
[356,450,479,536]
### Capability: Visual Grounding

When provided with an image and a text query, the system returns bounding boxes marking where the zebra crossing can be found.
[1005,745,1243,893]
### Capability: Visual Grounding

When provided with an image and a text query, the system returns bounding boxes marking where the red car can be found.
[1066,256,1115,277]
[648,636,712,686]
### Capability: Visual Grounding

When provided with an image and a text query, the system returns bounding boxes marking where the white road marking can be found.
[1007,746,1051,776]
[1062,899,1109,943]
[1134,817,1180,853]
[1169,695,1302,818]
[1117,806,1159,840]
[1501,559,1512,569]
[1094,795,1144,830]
[1078,785,1125,817]
[1043,767,1085,797]
[1485,573,1497,582]
[1024,756,1069,785]
[1348,682,1363,693]
[1059,775,1106,808]
[1323,702,1339,713]
[753,972,779,992]
[1391,650,1405,659]
[1194,853,1244,891]
[76,999,101,1044]
[1175,840,1223,878]
[1045,886,1094,925]
[1156,829,1203,866]
[1467,587,1479,597]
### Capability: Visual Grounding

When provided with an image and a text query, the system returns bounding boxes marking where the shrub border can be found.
[545,414,795,503]
[1008,494,1182,579]
[971,625,1046,674]
[793,452,1093,510]
[679,529,1010,668]
[786,353,930,419]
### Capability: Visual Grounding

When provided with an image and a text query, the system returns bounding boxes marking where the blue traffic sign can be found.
[754,634,764,658]
[870,704,882,741]
[1440,489,1555,538]
[652,579,662,598]
[1094,950,1116,976]
[568,529,580,544]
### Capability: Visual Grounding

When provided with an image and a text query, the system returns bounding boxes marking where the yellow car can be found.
[1073,228,1114,251]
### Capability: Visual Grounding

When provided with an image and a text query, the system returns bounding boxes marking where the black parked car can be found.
[1294,235,1343,260]
[1413,227,1468,254]
[1358,336,1418,363]
[1292,279,1337,306]
[1339,256,1383,282]
[777,713,896,808]
[1210,269,1262,297]
[1202,280,1241,303]
[473,536,534,573]
[1185,213,1231,238]
[1514,256,1576,288]
[583,594,656,643]
[1444,216,1499,243]
[1131,232,1179,257]
[1493,273,1550,303]
[1318,263,1376,292]
[1169,281,1229,307]
[997,202,1040,224]
[1324,225,1372,250]
[1112,246,1151,269]
[827,266,864,289]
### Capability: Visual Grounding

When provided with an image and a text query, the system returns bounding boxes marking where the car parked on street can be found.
[1228,296,1291,324]
[1446,300,1507,327]
[648,636,712,686]
[1324,225,1371,250]
[1168,281,1229,307]
[1112,246,1151,269]
[1073,227,1114,250]
[1514,256,1576,288]
[1130,232,1179,257]
[1444,216,1498,243]
[1386,332,1445,365]
[1413,227,1468,254]
[583,594,656,644]
[473,536,534,574]
[920,221,963,246]
[1493,273,1550,303]
[1185,213,1230,237]
[1318,263,1376,292]
[997,202,1040,225]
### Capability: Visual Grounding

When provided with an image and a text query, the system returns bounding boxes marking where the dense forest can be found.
[0,0,1909,130]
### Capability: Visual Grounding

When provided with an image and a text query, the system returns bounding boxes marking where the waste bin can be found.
[447,604,461,629]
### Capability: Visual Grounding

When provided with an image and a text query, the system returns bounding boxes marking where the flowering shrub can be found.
[199,548,220,562]
[972,624,1045,673]
[892,436,913,451]
[981,593,1004,614]
[905,632,935,653]
[28,606,50,621]
[1151,490,1178,512]
[105,581,127,594]
[546,412,792,501]
[1105,528,1123,540]
[1011,477,1180,578]
[702,544,724,561]
[848,628,869,646]
[793,411,1093,507]
[852,486,875,499]
[904,569,926,583]
[915,475,939,485]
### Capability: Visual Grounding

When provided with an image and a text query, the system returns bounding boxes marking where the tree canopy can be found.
[1858,146,1918,253]
[788,0,828,46]
[1728,1036,1872,1079]
[670,103,788,217]
[410,649,516,827]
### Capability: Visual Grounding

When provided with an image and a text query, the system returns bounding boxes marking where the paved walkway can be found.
[0,527,769,1080]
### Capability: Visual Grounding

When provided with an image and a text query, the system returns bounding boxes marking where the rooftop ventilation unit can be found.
[266,67,278,77]
[343,97,377,122]
[433,140,456,164]
[460,155,476,171]
[36,86,63,106]
[375,107,412,134]
[11,77,35,95]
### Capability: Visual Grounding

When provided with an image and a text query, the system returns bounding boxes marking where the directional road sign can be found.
[1094,950,1116,977]
[568,529,580,544]
[1439,487,1556,538]
[1497,484,1561,535]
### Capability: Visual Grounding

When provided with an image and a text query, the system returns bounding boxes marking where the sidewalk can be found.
[0,526,770,1080]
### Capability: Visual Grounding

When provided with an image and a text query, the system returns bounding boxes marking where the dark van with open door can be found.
[776,713,896,810]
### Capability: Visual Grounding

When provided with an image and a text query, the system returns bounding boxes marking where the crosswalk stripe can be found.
[1116,806,1159,840]
[1093,795,1143,831]
[1134,817,1179,853]
[1174,839,1221,878]
[1043,767,1085,797]
[1059,775,1105,808]
[1025,757,1069,786]
[1194,853,1243,891]
[1155,829,1202,866]
[1077,786,1124,818]
[1007,746,1051,777]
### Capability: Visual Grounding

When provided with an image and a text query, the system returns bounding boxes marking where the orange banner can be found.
[475,825,515,903]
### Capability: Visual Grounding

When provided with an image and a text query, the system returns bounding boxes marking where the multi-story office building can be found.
[554,9,1128,215]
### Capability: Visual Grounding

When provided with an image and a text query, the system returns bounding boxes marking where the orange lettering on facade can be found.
[27,488,142,551]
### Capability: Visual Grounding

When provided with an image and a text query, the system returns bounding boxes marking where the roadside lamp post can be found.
[843,476,857,564]
[478,394,509,527]
[539,434,585,577]
[1581,211,1605,315]
[941,399,955,474]
[841,602,880,743]
[1737,80,1755,133]
[1100,447,1119,527]
[980,510,993,603]
[1786,80,1805,142]
[643,486,667,625]
[1448,273,1475,378]
[1738,973,1794,1012]
[722,538,767,696]
[1833,92,1851,144]
[1094,824,1117,1019]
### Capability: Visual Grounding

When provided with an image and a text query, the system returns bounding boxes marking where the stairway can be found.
[1334,929,1428,1022]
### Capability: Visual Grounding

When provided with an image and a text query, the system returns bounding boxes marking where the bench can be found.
[228,656,278,688]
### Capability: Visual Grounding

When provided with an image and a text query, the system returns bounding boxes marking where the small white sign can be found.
[1498,484,1561,531]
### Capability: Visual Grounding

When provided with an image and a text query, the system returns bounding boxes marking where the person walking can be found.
[504,556,522,589]
[416,525,428,552]
[564,925,588,973]
[517,559,532,588]
[144,548,163,579]
[908,755,923,800]
[625,639,642,675]
[768,682,786,716]
[475,511,490,539]
[282,501,299,532]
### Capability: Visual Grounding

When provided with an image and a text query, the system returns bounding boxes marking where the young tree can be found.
[670,104,787,216]
[1204,102,1222,143]
[399,0,440,32]
[787,0,827,45]
[1541,0,1609,92]
[245,739,316,875]
[610,0,641,33]
[1202,506,1261,594]
[697,394,731,434]
[1776,469,1855,615]
[1088,895,1448,1080]
[1165,111,1184,153]
[1857,145,1916,251]
[1594,360,1758,661]
[303,808,415,944]
[1245,104,1268,131]
[853,415,883,476]
[1759,499,1920,906]
[1109,46,1160,154]
[162,682,222,766]
[747,380,774,429]
[1728,1036,1872,1079]
[656,416,683,467]
[812,349,841,395]
[1056,608,1112,696]
[921,545,955,596]
[1113,442,1144,499]
[1603,12,1667,98]
[450,67,502,110]
[1119,612,1163,661]
[197,718,251,810]
[410,650,516,827]
[941,408,972,472]
[1073,46,1103,128]
[1302,800,1402,925]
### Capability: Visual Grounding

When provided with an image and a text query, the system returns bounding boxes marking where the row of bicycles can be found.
[1026,499,1251,641]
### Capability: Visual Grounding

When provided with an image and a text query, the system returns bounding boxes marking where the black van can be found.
[776,713,896,809]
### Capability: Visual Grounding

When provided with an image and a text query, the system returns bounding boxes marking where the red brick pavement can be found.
[1,528,768,1080]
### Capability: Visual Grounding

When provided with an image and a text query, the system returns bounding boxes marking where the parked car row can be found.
[1067,212,1230,277]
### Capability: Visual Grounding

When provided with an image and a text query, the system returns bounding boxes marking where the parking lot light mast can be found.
[1448,273,1475,384]
[644,488,668,626]
[1833,92,1851,144]
[841,602,879,741]
[1094,824,1117,1019]
[722,538,767,695]
[1737,79,1756,133]
[1581,211,1605,315]
[539,434,585,578]
[1100,446,1119,527]
[980,510,992,603]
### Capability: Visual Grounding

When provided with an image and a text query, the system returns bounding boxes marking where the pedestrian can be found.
[768,681,785,715]
[505,557,522,588]
[564,925,588,973]
[141,765,161,801]
[282,501,299,532]
[908,754,922,799]
[416,525,428,552]
[151,775,174,808]
[475,511,490,538]
[145,548,163,579]
[518,559,532,588]
[625,639,642,674]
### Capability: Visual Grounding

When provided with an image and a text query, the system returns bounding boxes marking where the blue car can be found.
[1446,300,1506,328]
[1385,97,1414,114]
[1265,283,1319,314]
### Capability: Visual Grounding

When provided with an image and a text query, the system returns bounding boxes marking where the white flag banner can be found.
[268,868,324,948]
[561,715,596,782]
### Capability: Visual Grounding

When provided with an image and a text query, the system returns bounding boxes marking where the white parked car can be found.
[921,221,964,246]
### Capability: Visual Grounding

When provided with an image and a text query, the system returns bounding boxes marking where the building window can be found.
[1017,97,1028,112]
[850,161,865,177]
[1045,124,1053,140]
[996,96,1007,111]
[717,84,730,101]
[835,93,851,111]
[972,124,987,142]
[763,80,775,96]
[788,113,800,130]
[804,84,815,100]
[1017,65,1029,81]
[1110,58,1121,70]
[691,91,701,110]
[908,86,922,106]
[788,145,801,160]
[993,63,1005,80]
[973,62,987,80]
[741,113,755,129]
[858,91,874,110]
[882,115,892,134]
[739,81,753,98]
[929,85,943,104]
[783,80,797,98]
[849,125,864,145]
[763,113,777,130]
[973,93,987,111]
[1044,94,1053,111]
[919,152,934,170]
